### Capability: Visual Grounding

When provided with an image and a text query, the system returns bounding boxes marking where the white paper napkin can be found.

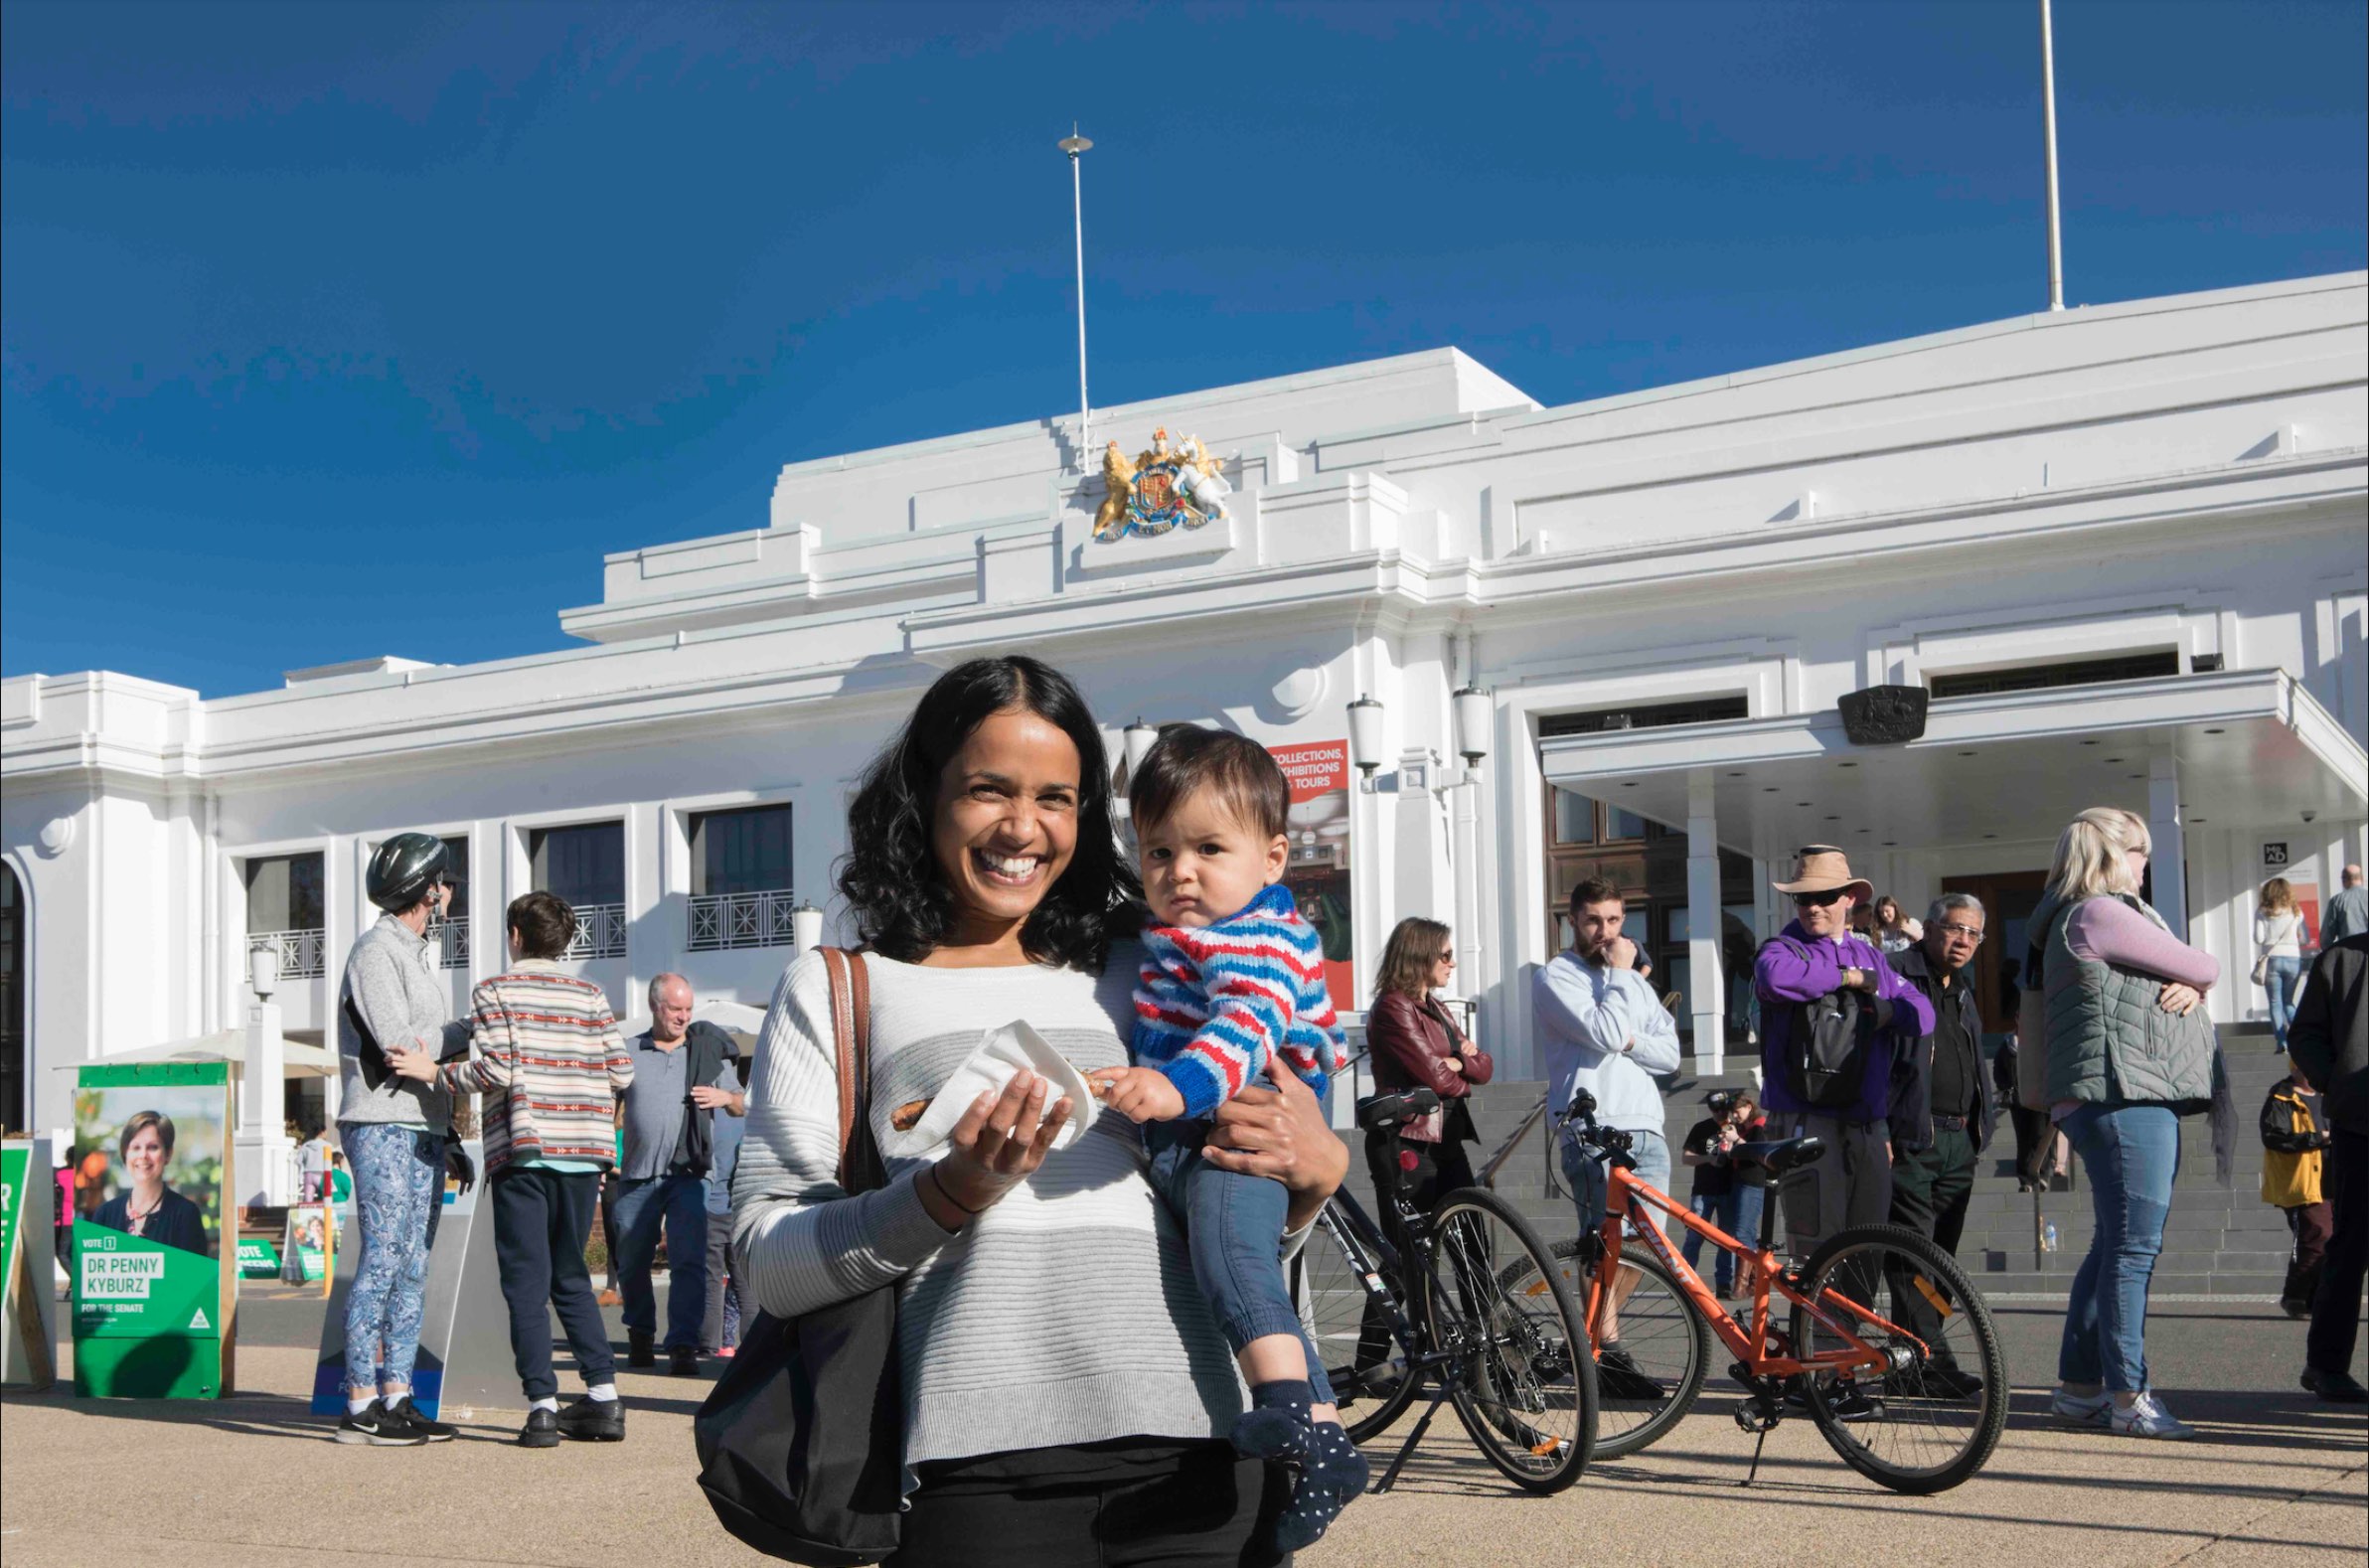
[883,1019,1100,1161]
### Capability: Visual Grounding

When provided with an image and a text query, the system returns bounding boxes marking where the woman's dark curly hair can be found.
[838,656,1143,971]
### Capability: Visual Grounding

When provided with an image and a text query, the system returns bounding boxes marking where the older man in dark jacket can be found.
[2289,932,2369,1403]
[1882,893,1995,1398]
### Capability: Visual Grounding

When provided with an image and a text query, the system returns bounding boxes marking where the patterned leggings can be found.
[340,1121,443,1393]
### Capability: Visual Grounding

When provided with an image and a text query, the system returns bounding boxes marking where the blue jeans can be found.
[1562,1125,1673,1240]
[1145,1121,1333,1404]
[2267,954,2306,1049]
[340,1121,444,1394]
[612,1173,710,1351]
[1682,1189,1743,1292]
[2058,1102,2179,1394]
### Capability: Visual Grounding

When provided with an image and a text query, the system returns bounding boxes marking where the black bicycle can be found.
[1295,1086,1598,1493]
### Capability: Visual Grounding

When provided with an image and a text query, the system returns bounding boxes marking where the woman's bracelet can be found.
[927,1163,987,1218]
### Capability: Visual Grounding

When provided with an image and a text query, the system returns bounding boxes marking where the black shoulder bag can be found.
[1763,935,1879,1110]
[695,948,904,1564]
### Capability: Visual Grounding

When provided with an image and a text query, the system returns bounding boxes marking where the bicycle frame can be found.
[1591,1164,1924,1379]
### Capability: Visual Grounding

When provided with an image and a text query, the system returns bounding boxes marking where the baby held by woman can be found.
[1087,725,1364,1549]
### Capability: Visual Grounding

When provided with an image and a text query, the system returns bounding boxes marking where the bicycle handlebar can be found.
[1555,1091,1634,1153]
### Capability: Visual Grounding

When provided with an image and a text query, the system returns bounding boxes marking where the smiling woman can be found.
[731,655,1349,1567]
[839,657,1137,971]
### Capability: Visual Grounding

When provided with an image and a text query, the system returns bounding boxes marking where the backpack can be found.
[1763,936,1877,1109]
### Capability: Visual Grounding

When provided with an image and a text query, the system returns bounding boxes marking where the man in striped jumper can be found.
[391,889,635,1449]
[1089,725,1363,1551]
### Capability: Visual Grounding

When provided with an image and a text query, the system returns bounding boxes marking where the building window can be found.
[426,837,470,971]
[1927,649,2179,701]
[1551,788,1596,846]
[246,852,327,978]
[1538,695,1749,737]
[529,823,625,959]
[688,804,797,951]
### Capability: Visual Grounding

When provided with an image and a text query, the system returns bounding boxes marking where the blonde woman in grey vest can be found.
[2028,807,2225,1440]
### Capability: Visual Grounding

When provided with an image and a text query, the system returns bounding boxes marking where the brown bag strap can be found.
[820,947,874,1192]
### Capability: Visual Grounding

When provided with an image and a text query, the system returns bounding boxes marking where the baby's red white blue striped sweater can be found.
[1134,881,1347,1120]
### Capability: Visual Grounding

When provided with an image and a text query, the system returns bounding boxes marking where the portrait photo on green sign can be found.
[70,1087,225,1260]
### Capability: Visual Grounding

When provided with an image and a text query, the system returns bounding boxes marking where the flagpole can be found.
[2041,0,2065,311]
[1059,125,1094,467]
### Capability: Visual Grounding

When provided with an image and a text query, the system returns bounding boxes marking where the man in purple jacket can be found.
[1755,848,1935,1265]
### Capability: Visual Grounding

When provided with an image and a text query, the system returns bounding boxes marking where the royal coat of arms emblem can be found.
[1094,427,1232,543]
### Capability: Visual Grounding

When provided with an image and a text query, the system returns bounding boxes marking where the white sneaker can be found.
[2109,1392,2195,1440]
[2050,1387,2113,1427]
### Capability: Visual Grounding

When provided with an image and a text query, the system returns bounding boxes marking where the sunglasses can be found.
[1792,888,1847,908]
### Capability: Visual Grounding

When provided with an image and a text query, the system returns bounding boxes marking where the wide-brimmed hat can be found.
[1771,846,1874,904]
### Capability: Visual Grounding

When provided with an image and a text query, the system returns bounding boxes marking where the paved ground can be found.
[1,1297,2361,1566]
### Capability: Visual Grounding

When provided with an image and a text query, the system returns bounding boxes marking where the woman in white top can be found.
[731,654,1347,1566]
[2256,877,2308,1052]
[1873,895,1923,954]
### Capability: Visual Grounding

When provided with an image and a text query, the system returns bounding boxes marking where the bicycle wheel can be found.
[1511,1239,1710,1460]
[1787,1222,2007,1494]
[1419,1187,1597,1491]
[1298,1201,1421,1444]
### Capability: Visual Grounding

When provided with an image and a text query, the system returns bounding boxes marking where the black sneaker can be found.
[518,1408,560,1449]
[1823,1380,1886,1423]
[1596,1342,1666,1402]
[2301,1366,2369,1404]
[387,1395,458,1442]
[627,1331,655,1368]
[557,1394,626,1442]
[670,1345,701,1376]
[336,1399,428,1447]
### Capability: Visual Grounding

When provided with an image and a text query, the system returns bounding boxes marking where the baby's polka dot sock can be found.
[1273,1420,1368,1551]
[1232,1378,1314,1463]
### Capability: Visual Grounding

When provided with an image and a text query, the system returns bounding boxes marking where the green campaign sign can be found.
[71,1062,235,1398]
[75,1222,220,1337]
[0,1146,26,1287]
[237,1237,281,1277]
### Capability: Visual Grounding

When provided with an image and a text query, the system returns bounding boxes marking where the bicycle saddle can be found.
[1355,1087,1441,1132]
[1734,1136,1825,1176]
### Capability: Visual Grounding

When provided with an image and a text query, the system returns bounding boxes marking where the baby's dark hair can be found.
[1129,725,1290,841]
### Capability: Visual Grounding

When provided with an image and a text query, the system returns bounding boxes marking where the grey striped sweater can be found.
[732,946,1245,1469]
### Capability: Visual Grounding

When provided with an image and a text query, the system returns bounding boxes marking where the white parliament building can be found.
[4,270,2364,1199]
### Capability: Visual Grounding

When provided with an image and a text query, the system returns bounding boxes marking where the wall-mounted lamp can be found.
[1346,695,1386,792]
[248,939,280,1000]
[1122,718,1160,784]
[792,899,825,954]
[1452,686,1492,769]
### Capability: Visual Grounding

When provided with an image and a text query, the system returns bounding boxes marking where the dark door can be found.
[1942,869,2048,1032]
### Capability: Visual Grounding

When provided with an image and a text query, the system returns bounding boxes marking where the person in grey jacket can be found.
[333,832,474,1447]
[2029,807,2224,1442]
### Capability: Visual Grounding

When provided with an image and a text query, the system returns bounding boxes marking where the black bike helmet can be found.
[366,832,451,914]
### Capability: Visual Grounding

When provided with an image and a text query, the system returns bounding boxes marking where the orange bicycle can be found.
[1522,1092,2006,1493]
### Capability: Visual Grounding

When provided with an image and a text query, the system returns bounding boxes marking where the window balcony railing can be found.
[688,888,799,951]
[252,927,326,980]
[560,901,628,961]
[425,919,470,971]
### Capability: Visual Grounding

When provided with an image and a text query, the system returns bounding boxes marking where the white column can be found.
[2148,756,2189,941]
[238,990,292,1205]
[1686,771,1724,1073]
[1451,775,1484,999]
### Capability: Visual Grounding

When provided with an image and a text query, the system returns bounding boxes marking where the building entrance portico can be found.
[1538,667,2368,1071]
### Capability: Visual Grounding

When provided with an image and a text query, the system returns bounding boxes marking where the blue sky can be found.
[4,0,2362,697]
